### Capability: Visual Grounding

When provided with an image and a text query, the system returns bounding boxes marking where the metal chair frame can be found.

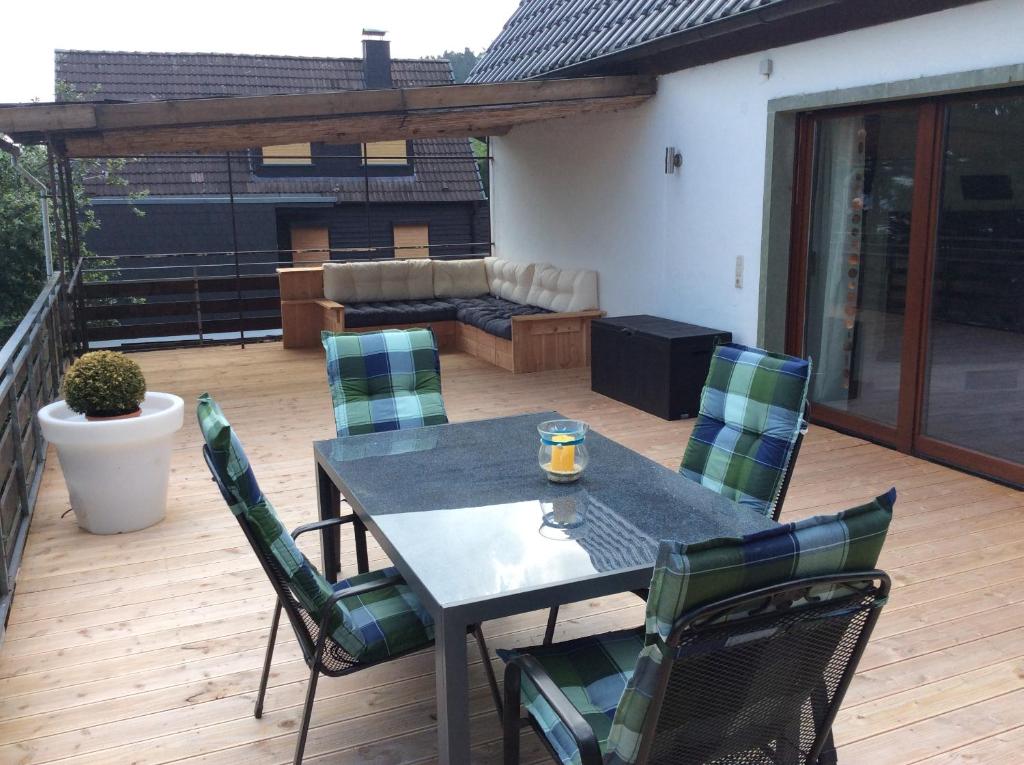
[507,571,890,765]
[203,446,500,764]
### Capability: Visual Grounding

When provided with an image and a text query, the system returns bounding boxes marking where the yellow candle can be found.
[550,434,575,473]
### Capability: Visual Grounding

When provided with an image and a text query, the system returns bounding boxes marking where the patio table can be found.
[314,411,776,764]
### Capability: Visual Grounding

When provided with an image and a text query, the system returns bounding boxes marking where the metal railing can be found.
[67,142,492,348]
[82,245,492,348]
[0,273,72,635]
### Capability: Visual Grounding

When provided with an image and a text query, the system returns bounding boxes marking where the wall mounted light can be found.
[759,58,774,79]
[664,147,682,174]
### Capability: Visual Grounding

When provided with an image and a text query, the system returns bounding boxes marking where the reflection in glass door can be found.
[792,91,1024,486]
[920,94,1024,470]
[801,110,919,430]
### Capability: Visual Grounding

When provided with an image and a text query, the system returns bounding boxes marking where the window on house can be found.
[393,223,429,258]
[261,143,313,165]
[290,225,331,265]
[363,140,409,166]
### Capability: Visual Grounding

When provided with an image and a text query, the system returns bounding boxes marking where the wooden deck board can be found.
[1,341,1021,764]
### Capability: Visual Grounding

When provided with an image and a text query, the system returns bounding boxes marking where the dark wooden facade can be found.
[86,199,490,276]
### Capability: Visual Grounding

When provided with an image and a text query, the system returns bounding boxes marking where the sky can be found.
[0,0,521,103]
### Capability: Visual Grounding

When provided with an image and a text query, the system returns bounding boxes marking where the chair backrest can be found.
[603,489,894,765]
[196,393,368,666]
[680,343,811,519]
[321,328,449,437]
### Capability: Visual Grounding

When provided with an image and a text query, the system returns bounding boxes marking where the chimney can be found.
[361,29,392,89]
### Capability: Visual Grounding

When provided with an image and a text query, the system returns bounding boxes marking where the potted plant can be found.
[38,351,184,534]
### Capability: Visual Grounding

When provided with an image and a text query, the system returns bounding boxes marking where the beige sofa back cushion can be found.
[433,259,489,298]
[526,264,599,312]
[484,257,535,305]
[323,260,434,304]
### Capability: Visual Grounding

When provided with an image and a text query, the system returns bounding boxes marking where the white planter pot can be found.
[38,392,184,534]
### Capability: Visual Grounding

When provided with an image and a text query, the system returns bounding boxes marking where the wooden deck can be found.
[1,342,1022,764]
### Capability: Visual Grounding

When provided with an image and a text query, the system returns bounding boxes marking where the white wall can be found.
[490,0,1024,344]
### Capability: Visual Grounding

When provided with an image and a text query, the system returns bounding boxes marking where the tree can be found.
[435,48,480,84]
[0,83,149,344]
[0,144,150,345]
[0,146,49,344]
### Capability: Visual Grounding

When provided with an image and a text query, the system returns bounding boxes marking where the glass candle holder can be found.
[538,419,589,483]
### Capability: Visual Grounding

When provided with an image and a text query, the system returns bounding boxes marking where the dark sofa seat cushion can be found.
[343,299,458,328]
[450,296,552,340]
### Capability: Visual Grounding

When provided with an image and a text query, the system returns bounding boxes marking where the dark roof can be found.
[469,0,784,82]
[468,0,983,82]
[56,50,485,203]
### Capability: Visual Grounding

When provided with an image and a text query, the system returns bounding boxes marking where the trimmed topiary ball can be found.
[62,351,147,417]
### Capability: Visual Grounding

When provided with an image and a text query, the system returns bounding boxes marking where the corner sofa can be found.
[278,257,603,373]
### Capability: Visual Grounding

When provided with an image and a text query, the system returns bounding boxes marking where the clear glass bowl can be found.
[538,419,589,483]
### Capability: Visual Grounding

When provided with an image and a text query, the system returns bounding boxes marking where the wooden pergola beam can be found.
[61,96,651,156]
[0,75,656,156]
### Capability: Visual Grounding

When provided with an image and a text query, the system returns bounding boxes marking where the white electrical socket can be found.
[735,256,744,288]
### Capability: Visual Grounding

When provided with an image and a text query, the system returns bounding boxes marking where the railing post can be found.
[58,154,88,354]
[225,152,246,349]
[3,357,31,539]
[46,289,61,399]
[193,266,204,344]
[22,327,45,491]
[363,157,372,254]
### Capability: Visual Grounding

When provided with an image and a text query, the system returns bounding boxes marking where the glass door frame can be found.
[786,93,1024,487]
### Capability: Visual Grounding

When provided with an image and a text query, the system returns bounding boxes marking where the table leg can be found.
[354,515,369,574]
[316,464,341,584]
[435,610,470,765]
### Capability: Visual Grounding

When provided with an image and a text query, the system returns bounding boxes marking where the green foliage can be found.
[0,146,48,345]
[62,351,147,416]
[433,48,480,84]
[470,137,490,197]
[0,83,149,344]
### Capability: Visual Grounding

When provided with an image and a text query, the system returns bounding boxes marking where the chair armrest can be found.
[510,309,604,323]
[291,514,356,540]
[326,573,404,604]
[315,573,406,637]
[505,654,602,765]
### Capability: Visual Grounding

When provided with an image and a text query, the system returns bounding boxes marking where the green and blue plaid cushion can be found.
[197,393,433,664]
[503,490,894,765]
[680,343,811,517]
[321,328,448,437]
[604,489,894,765]
[498,630,645,765]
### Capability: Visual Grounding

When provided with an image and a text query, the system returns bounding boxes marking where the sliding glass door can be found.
[918,93,1024,477]
[800,109,918,431]
[790,90,1024,486]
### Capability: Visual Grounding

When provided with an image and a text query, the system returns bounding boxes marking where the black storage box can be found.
[591,315,732,420]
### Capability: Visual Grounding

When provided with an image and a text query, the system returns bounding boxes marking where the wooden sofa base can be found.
[281,297,601,374]
[455,323,515,371]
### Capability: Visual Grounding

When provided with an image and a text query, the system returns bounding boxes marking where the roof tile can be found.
[56,50,484,203]
[469,0,784,82]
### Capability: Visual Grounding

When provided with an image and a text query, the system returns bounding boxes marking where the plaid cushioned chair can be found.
[543,343,812,647]
[680,343,811,520]
[502,490,895,765]
[321,328,449,437]
[197,394,498,764]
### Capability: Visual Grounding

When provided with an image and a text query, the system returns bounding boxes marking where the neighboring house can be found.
[471,0,1024,486]
[56,36,489,275]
